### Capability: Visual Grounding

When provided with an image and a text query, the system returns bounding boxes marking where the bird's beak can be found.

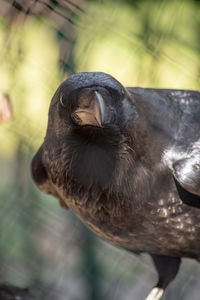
[73,91,105,127]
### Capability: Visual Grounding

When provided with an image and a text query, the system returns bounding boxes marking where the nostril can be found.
[72,112,82,124]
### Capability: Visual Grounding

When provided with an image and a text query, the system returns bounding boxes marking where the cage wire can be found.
[0,0,200,299]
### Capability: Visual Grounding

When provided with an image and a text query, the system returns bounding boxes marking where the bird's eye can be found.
[60,94,66,107]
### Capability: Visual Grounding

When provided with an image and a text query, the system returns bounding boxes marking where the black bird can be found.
[31,72,200,300]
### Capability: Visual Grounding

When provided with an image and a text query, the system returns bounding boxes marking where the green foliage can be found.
[75,0,200,88]
[0,18,64,157]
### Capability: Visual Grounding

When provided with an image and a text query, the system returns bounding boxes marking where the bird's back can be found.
[127,87,200,145]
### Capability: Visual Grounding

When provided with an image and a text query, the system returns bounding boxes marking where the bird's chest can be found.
[65,188,139,247]
[66,188,200,257]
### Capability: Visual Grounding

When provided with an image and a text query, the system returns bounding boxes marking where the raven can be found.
[31,72,200,300]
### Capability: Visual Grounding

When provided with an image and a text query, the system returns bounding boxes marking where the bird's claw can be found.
[145,287,164,300]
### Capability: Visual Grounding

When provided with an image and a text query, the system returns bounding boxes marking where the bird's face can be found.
[48,72,131,135]
[45,72,137,188]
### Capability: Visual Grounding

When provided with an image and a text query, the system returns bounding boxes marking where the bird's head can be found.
[47,72,138,136]
[44,72,139,189]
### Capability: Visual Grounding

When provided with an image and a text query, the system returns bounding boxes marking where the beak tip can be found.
[94,91,105,124]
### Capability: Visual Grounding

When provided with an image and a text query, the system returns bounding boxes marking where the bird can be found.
[31,72,200,300]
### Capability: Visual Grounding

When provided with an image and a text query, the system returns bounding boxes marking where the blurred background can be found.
[0,0,200,299]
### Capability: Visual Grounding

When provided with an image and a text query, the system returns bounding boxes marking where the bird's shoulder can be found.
[31,145,69,209]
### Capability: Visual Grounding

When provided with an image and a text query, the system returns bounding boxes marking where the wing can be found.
[172,154,200,208]
[173,178,200,209]
[164,143,200,208]
[31,145,69,209]
[172,155,200,197]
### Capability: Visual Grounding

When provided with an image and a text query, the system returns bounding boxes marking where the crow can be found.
[31,72,200,300]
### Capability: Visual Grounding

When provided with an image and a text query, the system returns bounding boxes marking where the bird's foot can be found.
[145,287,164,300]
